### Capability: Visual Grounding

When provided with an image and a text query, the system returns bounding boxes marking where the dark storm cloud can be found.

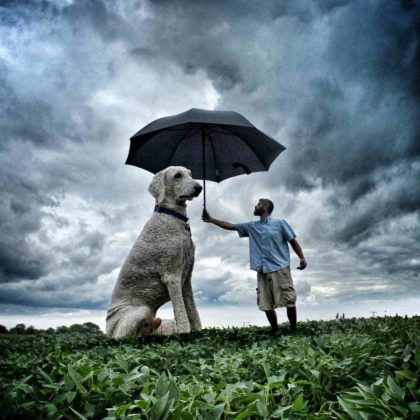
[327,1,420,98]
[0,99,114,286]
[0,284,107,309]
[283,1,420,186]
[0,82,55,150]
[136,0,333,91]
[0,0,131,290]
[0,0,161,302]
[167,0,420,301]
[241,1,420,250]
[332,164,420,244]
[140,0,419,211]
[0,157,59,283]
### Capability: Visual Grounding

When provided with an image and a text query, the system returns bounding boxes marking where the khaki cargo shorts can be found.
[256,267,297,311]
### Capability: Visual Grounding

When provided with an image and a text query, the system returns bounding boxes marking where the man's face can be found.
[253,201,266,216]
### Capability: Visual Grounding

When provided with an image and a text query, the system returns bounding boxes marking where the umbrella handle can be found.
[203,178,206,211]
[202,126,207,212]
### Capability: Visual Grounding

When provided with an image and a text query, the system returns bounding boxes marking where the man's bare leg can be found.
[264,310,279,332]
[287,306,297,332]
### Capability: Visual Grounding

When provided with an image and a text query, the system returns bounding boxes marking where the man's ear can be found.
[148,170,166,203]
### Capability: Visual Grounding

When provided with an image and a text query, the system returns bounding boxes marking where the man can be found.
[202,199,307,333]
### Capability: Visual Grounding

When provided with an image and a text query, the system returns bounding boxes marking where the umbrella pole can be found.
[202,127,206,212]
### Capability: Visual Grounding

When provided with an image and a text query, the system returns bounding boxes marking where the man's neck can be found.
[259,213,270,220]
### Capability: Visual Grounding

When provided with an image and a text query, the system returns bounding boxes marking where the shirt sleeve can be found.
[235,222,250,238]
[281,219,296,242]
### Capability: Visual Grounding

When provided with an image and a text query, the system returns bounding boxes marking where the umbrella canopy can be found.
[126,108,286,208]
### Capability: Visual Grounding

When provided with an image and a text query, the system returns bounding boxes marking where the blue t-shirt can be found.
[235,216,296,273]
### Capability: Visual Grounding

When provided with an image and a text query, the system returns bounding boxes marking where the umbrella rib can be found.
[211,126,269,170]
[207,130,220,182]
[166,126,200,167]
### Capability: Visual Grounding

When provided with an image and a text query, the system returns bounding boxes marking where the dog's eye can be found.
[174,173,182,178]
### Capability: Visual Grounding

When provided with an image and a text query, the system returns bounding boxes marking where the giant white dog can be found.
[106,166,203,338]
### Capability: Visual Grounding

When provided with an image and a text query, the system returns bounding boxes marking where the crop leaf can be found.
[409,402,420,413]
[386,376,404,399]
[97,368,109,382]
[256,399,268,418]
[337,396,366,420]
[205,403,225,420]
[271,405,293,418]
[68,367,87,395]
[157,372,169,392]
[70,407,88,420]
[149,392,174,420]
[292,394,307,412]
[37,367,54,384]
[234,410,258,420]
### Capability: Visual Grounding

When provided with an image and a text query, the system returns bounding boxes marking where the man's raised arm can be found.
[202,210,236,231]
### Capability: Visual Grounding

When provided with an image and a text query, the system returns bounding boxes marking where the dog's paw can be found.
[153,319,177,335]
[190,322,202,331]
[139,318,162,336]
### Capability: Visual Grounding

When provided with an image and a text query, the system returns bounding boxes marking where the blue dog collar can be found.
[154,205,189,223]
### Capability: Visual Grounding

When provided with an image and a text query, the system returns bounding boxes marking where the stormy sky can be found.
[1,0,419,329]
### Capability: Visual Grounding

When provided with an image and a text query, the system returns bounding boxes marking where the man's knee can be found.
[264,309,276,314]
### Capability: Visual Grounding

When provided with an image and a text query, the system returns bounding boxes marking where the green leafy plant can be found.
[0,316,418,419]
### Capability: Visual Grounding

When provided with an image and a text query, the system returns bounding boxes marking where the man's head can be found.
[254,198,274,217]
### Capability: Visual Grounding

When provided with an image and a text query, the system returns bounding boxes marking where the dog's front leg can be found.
[183,269,202,331]
[163,274,191,333]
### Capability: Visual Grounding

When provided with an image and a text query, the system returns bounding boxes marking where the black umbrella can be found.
[126,108,286,210]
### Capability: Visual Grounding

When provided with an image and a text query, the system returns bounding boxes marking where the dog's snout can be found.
[193,184,202,197]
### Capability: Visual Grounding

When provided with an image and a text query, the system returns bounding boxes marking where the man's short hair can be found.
[259,198,274,214]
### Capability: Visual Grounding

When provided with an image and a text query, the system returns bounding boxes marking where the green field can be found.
[1,316,419,419]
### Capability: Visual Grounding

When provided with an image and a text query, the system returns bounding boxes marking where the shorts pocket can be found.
[281,285,296,305]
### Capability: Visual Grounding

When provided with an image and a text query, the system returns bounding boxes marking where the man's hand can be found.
[289,239,307,270]
[297,258,307,270]
[202,209,212,223]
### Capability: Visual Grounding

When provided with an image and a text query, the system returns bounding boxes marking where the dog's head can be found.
[148,166,202,205]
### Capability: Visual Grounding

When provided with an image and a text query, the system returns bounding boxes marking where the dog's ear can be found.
[148,170,166,203]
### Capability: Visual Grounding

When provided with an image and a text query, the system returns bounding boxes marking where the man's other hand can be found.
[297,258,307,270]
[202,209,212,222]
